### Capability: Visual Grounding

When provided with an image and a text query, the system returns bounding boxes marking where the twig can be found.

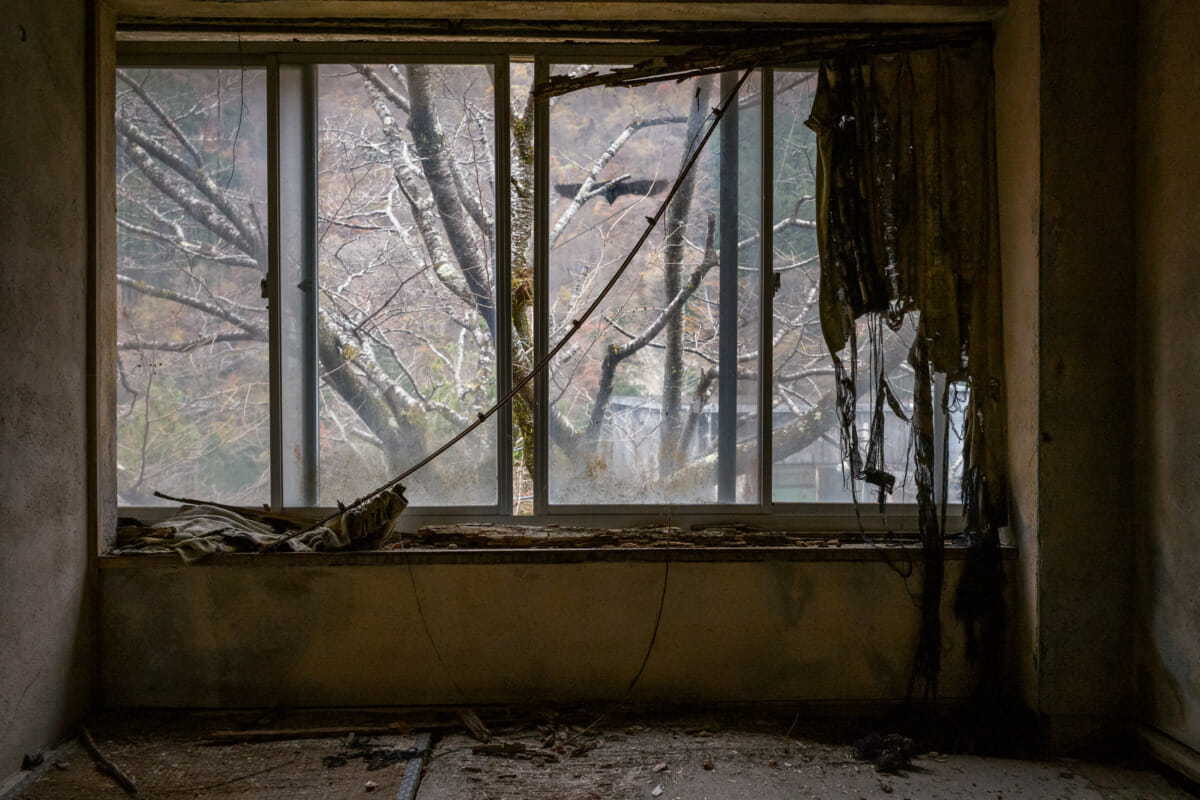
[152,491,263,515]
[151,491,309,530]
[785,711,801,739]
[471,741,560,762]
[80,726,138,796]
[561,714,608,749]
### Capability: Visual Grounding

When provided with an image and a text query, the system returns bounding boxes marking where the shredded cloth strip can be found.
[113,489,407,563]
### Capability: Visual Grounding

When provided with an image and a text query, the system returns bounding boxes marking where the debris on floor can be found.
[321,732,426,771]
[852,732,919,773]
[8,709,1198,800]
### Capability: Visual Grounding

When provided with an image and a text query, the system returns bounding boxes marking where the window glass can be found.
[113,58,958,516]
[315,64,498,506]
[115,68,269,506]
[546,67,761,504]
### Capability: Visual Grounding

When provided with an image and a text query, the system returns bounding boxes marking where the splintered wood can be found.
[390,524,919,549]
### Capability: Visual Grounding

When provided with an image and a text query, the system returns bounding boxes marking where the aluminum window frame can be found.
[114,42,955,533]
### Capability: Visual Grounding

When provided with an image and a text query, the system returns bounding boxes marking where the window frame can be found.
[115,40,954,534]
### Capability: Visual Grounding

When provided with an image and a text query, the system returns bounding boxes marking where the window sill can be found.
[99,532,1016,567]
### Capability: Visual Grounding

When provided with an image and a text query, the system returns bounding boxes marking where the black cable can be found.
[623,548,670,697]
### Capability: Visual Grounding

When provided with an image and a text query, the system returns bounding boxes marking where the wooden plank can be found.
[204,725,411,744]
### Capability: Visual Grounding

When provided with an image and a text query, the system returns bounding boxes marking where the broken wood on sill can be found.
[391,523,920,550]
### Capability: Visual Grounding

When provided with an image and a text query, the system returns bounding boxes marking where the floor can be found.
[8,710,1197,800]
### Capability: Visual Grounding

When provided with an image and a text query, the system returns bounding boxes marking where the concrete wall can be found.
[0,0,97,779]
[992,0,1039,715]
[0,0,1158,763]
[101,555,990,707]
[1135,0,1200,756]
[992,0,1141,746]
[1034,0,1137,740]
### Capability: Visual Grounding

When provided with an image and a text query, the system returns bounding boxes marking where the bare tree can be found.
[115,63,919,510]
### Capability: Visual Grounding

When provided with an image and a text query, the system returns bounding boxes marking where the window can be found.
[115,47,958,524]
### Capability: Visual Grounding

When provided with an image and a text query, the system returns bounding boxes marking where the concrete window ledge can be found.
[98,540,1017,567]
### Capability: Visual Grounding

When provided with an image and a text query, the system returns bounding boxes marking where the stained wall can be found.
[992,0,1039,714]
[101,556,990,708]
[0,0,97,779]
[1135,0,1200,757]
[1034,0,1137,742]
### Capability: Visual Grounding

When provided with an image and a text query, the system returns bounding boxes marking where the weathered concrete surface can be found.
[114,0,1006,24]
[101,558,989,707]
[0,0,95,779]
[993,0,1039,715]
[991,0,1141,746]
[1135,0,1200,757]
[1033,0,1137,737]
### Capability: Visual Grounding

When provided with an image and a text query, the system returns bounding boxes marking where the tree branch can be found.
[117,69,205,167]
[116,114,263,261]
[117,274,266,338]
[550,114,685,245]
[116,217,260,269]
[117,132,260,267]
[586,212,718,444]
[659,78,712,475]
[404,64,496,339]
[117,331,258,352]
[363,82,474,308]
[353,64,411,114]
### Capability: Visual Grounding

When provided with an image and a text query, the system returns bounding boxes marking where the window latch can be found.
[771,271,783,298]
[260,278,269,299]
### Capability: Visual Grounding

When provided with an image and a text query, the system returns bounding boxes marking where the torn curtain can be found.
[805,39,1008,701]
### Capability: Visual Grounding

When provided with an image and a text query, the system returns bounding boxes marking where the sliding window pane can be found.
[316,64,497,506]
[115,68,269,506]
[547,68,761,504]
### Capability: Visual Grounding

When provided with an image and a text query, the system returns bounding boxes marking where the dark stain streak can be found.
[19,24,26,41]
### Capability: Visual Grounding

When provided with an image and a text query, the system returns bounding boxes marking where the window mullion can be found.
[273,61,319,508]
[494,56,513,515]
[532,57,550,516]
[717,70,740,503]
[267,57,283,510]
[760,67,775,512]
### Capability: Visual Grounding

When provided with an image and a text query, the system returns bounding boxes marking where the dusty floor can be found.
[8,710,1197,800]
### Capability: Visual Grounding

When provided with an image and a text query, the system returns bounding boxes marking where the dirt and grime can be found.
[8,710,1197,800]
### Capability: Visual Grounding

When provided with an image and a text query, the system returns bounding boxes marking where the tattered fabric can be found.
[805,39,1008,700]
